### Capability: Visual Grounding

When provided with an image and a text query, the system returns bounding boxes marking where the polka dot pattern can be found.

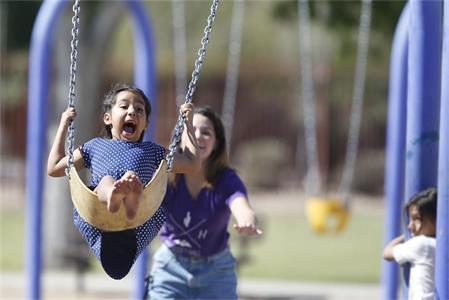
[73,138,166,264]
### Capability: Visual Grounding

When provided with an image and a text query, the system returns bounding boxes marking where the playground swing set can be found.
[64,0,218,232]
[298,0,372,234]
[25,0,449,299]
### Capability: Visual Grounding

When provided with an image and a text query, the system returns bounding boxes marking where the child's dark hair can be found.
[102,83,152,141]
[405,187,437,223]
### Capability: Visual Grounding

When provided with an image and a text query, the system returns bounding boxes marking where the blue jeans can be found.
[149,244,237,299]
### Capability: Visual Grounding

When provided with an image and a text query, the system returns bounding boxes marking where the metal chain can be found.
[297,0,321,196]
[297,0,372,201]
[222,0,245,152]
[172,0,188,107]
[65,0,81,178]
[339,0,372,206]
[166,0,220,170]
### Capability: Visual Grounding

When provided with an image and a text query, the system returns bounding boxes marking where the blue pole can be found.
[381,4,409,300]
[405,0,442,298]
[126,1,157,299]
[435,0,449,298]
[127,0,158,140]
[26,0,67,299]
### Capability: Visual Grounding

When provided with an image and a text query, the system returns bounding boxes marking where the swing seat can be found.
[306,197,350,234]
[69,160,168,232]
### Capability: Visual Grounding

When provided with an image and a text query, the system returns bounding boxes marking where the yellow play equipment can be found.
[306,197,350,234]
[298,0,372,234]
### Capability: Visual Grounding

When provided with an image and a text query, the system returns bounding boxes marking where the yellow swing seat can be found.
[68,159,168,232]
[306,197,350,234]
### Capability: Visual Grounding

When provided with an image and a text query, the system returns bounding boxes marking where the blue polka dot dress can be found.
[74,138,166,279]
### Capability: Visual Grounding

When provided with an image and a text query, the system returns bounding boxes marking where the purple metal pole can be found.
[126,1,158,299]
[435,0,449,298]
[405,0,442,298]
[381,4,409,300]
[26,0,67,298]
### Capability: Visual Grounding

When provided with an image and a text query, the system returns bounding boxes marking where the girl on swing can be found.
[47,83,200,279]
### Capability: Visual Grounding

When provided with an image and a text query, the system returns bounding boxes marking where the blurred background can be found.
[1,0,406,299]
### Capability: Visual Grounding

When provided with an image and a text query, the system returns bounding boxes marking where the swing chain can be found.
[222,0,245,151]
[66,0,81,178]
[172,0,188,107]
[297,0,322,196]
[166,0,220,170]
[339,0,372,204]
[297,0,372,203]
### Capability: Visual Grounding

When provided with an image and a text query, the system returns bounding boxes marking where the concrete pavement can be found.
[1,271,382,300]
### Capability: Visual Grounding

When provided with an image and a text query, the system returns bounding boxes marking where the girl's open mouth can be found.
[123,122,136,134]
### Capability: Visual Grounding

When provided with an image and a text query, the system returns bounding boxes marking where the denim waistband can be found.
[165,244,230,263]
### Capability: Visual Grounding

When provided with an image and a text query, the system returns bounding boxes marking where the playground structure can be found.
[298,0,372,234]
[382,1,449,299]
[24,0,448,299]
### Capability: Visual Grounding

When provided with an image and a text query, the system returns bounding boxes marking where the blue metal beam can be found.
[435,0,449,298]
[27,1,157,298]
[382,4,409,299]
[125,2,158,298]
[26,1,68,298]
[405,0,442,298]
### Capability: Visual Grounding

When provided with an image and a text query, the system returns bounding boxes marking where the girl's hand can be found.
[60,107,77,128]
[233,223,263,236]
[180,103,194,124]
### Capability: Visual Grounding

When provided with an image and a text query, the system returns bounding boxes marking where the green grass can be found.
[0,210,384,283]
[232,214,384,283]
[0,210,25,271]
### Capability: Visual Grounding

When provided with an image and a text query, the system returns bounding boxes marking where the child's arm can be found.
[169,103,201,173]
[383,234,405,261]
[47,107,85,177]
[230,196,263,236]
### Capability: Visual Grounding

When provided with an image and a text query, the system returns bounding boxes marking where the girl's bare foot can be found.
[97,175,127,213]
[108,179,129,213]
[122,171,143,220]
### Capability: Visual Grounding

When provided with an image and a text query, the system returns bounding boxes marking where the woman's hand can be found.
[230,197,263,237]
[233,222,263,236]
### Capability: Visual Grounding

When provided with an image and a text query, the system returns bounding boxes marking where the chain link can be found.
[339,0,372,205]
[297,0,372,202]
[172,0,188,107]
[297,0,321,196]
[166,0,220,170]
[222,0,245,151]
[65,0,81,178]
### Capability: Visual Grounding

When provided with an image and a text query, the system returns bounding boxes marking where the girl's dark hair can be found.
[195,106,228,185]
[102,83,151,142]
[405,187,437,223]
[169,106,228,187]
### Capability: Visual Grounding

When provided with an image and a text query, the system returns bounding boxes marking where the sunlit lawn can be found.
[0,209,383,283]
[235,213,383,283]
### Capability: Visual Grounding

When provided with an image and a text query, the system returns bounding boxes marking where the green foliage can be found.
[271,0,406,38]
[2,1,42,51]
